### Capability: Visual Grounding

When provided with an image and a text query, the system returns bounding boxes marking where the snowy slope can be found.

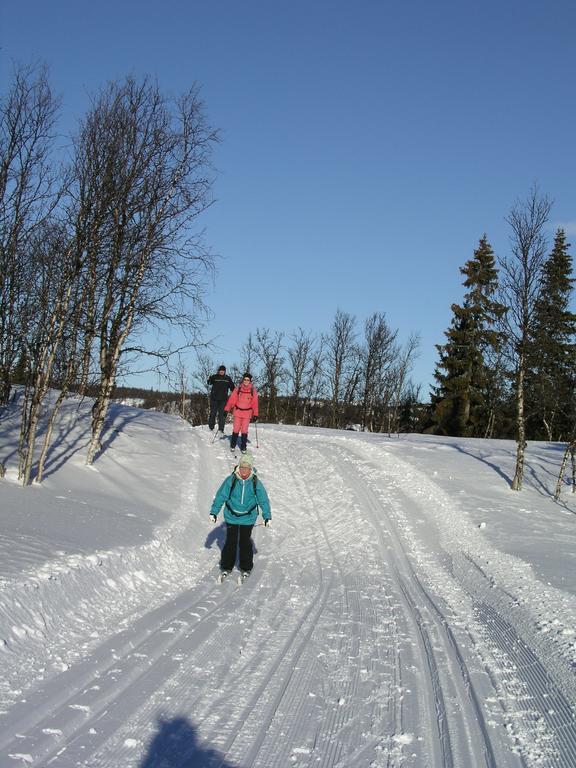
[0,398,575,767]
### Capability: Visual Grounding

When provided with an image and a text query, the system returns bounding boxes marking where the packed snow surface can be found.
[1,395,575,767]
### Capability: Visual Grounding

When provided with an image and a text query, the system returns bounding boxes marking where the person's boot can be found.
[230,432,239,452]
[240,433,248,452]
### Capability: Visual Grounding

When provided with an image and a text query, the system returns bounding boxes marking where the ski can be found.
[217,570,230,584]
[237,572,251,585]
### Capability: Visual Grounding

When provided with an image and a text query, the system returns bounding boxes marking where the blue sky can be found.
[2,1,576,394]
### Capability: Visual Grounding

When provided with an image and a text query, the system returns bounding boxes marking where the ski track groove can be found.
[315,441,462,768]
[1,572,247,765]
[329,436,571,768]
[226,438,348,767]
[454,553,576,766]
[307,437,534,768]
[224,570,334,767]
[288,444,397,767]
[257,441,405,767]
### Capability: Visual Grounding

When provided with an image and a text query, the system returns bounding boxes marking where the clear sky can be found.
[2,1,576,394]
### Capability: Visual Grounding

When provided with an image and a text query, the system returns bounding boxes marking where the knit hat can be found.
[218,364,226,372]
[238,451,254,468]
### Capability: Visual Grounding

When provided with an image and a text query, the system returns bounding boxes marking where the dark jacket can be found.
[208,373,234,401]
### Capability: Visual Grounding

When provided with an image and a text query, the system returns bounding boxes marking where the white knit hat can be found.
[238,452,254,468]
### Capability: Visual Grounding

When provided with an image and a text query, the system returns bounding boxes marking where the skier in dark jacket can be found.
[207,365,234,433]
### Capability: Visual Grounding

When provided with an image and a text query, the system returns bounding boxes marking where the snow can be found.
[1,394,575,767]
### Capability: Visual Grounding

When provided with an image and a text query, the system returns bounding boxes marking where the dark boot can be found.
[230,431,239,449]
[240,433,248,452]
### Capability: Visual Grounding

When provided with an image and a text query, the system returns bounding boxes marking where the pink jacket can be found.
[225,383,258,417]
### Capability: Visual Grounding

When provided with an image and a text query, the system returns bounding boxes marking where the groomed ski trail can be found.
[2,425,575,767]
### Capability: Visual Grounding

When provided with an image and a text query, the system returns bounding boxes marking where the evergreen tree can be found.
[431,236,506,436]
[526,229,576,440]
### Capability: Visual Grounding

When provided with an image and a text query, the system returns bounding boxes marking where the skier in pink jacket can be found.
[225,372,258,453]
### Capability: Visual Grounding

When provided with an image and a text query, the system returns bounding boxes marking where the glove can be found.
[264,518,271,528]
[251,415,258,423]
[210,514,217,524]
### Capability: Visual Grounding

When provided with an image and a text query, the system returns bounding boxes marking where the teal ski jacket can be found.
[210,468,271,526]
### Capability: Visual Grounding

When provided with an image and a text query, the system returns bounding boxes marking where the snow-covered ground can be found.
[1,395,575,767]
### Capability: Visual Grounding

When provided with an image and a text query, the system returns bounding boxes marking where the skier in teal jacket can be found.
[210,451,271,578]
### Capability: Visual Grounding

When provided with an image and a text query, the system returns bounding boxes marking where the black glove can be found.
[251,415,258,423]
[264,518,270,527]
[210,514,217,524]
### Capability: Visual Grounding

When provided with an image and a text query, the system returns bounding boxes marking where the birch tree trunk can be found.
[500,185,551,491]
[554,440,574,500]
[511,360,526,490]
[86,296,136,465]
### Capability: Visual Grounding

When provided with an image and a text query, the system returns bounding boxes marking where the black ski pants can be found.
[230,431,248,452]
[220,523,254,573]
[209,398,227,431]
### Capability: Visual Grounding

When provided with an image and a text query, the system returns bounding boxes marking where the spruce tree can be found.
[526,229,576,440]
[431,236,506,437]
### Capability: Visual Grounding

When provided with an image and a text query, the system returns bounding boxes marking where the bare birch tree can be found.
[554,439,576,500]
[360,312,397,431]
[192,351,217,424]
[17,222,81,484]
[388,332,421,435]
[500,186,552,490]
[254,328,284,422]
[286,328,317,423]
[324,309,357,429]
[65,77,218,464]
[0,63,60,405]
[301,346,325,426]
[237,333,257,384]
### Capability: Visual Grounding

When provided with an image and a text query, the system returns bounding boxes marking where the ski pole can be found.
[254,420,259,449]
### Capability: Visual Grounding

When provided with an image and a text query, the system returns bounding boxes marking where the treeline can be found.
[192,312,422,432]
[0,64,218,483]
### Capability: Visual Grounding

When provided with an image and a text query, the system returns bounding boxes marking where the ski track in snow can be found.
[1,425,575,767]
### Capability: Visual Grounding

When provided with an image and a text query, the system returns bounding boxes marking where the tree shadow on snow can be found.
[98,405,141,454]
[42,404,141,477]
[450,443,513,486]
[453,441,568,499]
[139,715,243,768]
[39,423,92,477]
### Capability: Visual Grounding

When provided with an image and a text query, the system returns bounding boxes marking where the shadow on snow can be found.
[139,715,243,768]
[204,523,259,571]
